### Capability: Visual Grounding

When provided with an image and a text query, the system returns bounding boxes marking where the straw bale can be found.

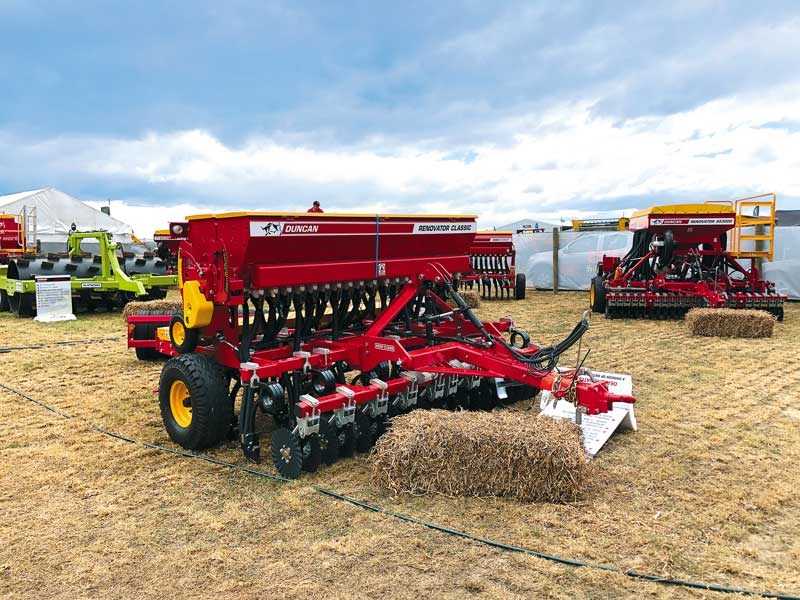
[448,289,481,309]
[685,308,774,338]
[122,300,183,320]
[371,409,588,503]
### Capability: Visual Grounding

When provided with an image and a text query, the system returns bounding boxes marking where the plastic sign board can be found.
[34,275,76,322]
[539,371,636,458]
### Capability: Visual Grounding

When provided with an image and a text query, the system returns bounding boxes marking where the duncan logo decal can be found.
[284,224,319,234]
[250,222,323,236]
[252,222,283,236]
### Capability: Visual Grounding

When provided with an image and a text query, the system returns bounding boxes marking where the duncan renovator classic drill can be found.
[127,210,635,478]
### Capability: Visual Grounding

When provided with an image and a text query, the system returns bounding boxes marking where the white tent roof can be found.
[0,188,134,243]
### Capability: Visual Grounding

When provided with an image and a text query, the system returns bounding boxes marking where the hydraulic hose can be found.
[445,283,589,373]
[497,311,589,372]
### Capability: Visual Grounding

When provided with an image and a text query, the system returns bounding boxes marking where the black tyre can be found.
[169,313,199,354]
[0,289,9,312]
[133,310,163,361]
[146,287,168,300]
[514,273,526,300]
[158,354,232,450]
[9,291,35,317]
[590,276,607,313]
[472,380,496,411]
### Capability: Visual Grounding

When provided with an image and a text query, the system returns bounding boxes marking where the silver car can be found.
[525,232,633,290]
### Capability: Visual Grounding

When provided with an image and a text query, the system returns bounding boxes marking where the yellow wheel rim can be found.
[171,319,186,346]
[589,284,595,306]
[169,380,192,428]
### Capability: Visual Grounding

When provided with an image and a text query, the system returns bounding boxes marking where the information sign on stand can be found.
[33,276,76,322]
[539,371,636,458]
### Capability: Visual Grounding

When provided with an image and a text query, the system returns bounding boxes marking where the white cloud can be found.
[4,84,800,236]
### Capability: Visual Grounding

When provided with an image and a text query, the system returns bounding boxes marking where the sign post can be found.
[33,275,76,322]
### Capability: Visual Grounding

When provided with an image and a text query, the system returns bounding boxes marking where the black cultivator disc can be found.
[318,418,340,465]
[337,423,358,458]
[271,428,303,479]
[300,434,322,473]
[415,389,433,409]
[354,410,374,453]
[470,381,497,412]
[452,389,470,410]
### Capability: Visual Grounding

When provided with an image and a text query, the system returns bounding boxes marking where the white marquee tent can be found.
[0,188,135,247]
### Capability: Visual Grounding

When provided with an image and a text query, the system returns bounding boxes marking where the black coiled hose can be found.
[497,311,589,372]
[446,283,589,373]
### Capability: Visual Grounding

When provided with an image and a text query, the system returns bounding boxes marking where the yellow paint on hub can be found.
[170,320,186,346]
[169,380,192,428]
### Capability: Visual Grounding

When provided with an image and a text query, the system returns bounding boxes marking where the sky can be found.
[1,0,800,236]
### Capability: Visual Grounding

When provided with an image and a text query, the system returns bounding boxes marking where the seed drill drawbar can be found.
[128,212,636,478]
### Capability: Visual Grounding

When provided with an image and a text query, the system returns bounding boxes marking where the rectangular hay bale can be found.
[122,299,183,320]
[685,308,775,338]
[370,409,588,503]
[447,289,481,309]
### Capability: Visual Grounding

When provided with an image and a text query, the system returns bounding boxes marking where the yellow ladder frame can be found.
[706,193,776,261]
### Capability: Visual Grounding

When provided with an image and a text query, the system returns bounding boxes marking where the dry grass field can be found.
[1,291,799,599]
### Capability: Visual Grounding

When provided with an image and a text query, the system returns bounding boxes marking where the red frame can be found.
[129,213,635,420]
[601,210,786,309]
[462,231,516,288]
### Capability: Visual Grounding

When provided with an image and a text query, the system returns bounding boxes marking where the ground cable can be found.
[0,336,123,354]
[0,381,797,600]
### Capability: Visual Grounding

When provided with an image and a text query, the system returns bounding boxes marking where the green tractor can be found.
[0,230,177,317]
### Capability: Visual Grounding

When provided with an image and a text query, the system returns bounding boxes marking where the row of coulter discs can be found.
[603,297,784,320]
[271,373,538,477]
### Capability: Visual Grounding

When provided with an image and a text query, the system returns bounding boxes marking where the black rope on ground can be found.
[0,380,797,600]
[0,336,123,354]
